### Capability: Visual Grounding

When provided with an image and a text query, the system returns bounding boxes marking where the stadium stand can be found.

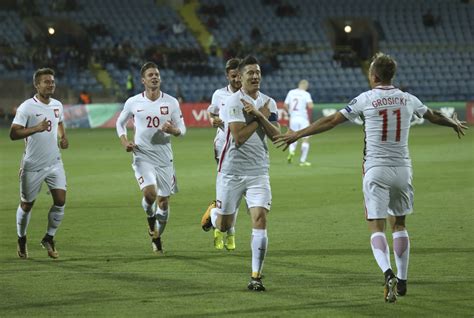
[0,0,472,108]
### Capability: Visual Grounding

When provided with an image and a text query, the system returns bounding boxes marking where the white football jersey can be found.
[207,85,234,142]
[218,90,278,176]
[340,85,428,171]
[284,88,313,120]
[12,96,64,171]
[116,91,186,167]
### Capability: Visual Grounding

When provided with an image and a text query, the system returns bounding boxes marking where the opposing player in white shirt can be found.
[274,53,467,302]
[204,56,280,291]
[10,68,69,259]
[116,62,186,254]
[201,58,242,251]
[283,80,314,166]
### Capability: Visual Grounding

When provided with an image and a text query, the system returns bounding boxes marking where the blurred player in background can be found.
[201,58,241,251]
[274,53,467,302]
[116,62,186,254]
[283,79,314,166]
[10,68,69,259]
[204,56,280,291]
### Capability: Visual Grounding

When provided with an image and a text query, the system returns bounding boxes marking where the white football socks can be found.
[16,205,31,237]
[156,207,169,236]
[300,141,310,162]
[47,205,65,236]
[393,230,410,280]
[370,232,391,273]
[142,197,156,217]
[251,229,268,277]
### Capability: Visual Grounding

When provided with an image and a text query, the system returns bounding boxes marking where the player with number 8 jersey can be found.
[116,62,186,254]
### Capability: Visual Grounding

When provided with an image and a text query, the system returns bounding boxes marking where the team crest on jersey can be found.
[160,106,169,115]
[54,109,59,118]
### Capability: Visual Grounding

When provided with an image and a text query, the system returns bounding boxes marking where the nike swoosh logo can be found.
[36,114,42,116]
[137,109,144,112]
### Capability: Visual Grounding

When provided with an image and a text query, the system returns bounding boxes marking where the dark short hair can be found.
[140,62,158,77]
[33,68,55,85]
[238,55,260,72]
[371,53,397,83]
[225,58,241,73]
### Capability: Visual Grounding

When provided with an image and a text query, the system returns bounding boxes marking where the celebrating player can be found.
[10,68,69,259]
[274,52,467,302]
[201,58,242,251]
[116,62,186,254]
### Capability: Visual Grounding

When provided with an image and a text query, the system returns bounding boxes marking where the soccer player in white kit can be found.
[116,62,186,254]
[274,53,467,302]
[201,58,242,251]
[283,79,314,166]
[10,68,69,259]
[207,56,280,291]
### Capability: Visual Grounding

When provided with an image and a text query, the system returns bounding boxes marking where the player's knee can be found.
[144,193,157,205]
[20,201,34,212]
[53,198,66,207]
[157,199,169,211]
[251,211,267,229]
[391,216,406,232]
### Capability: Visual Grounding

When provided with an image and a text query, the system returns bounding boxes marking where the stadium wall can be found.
[62,102,472,129]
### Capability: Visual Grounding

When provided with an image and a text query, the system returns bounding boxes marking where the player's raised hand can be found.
[273,128,297,151]
[241,99,258,116]
[35,118,49,132]
[259,100,271,118]
[451,112,468,139]
[59,136,69,149]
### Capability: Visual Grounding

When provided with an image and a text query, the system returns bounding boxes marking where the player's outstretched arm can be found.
[10,118,48,140]
[273,112,347,150]
[423,109,468,139]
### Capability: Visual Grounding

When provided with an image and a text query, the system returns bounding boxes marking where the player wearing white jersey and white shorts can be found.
[206,56,280,291]
[201,58,242,251]
[10,68,69,259]
[274,53,467,302]
[116,62,186,254]
[283,80,314,166]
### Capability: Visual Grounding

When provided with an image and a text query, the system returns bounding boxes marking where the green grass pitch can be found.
[0,125,473,317]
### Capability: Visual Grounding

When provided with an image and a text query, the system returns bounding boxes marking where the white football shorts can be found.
[20,163,67,202]
[289,116,310,132]
[216,173,272,215]
[363,166,414,219]
[132,161,177,196]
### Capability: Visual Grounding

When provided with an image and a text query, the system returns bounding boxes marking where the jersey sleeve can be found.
[171,99,186,136]
[207,90,220,115]
[12,104,28,127]
[339,93,365,122]
[116,100,132,137]
[59,103,64,122]
[305,92,313,103]
[227,97,245,124]
[407,93,428,117]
